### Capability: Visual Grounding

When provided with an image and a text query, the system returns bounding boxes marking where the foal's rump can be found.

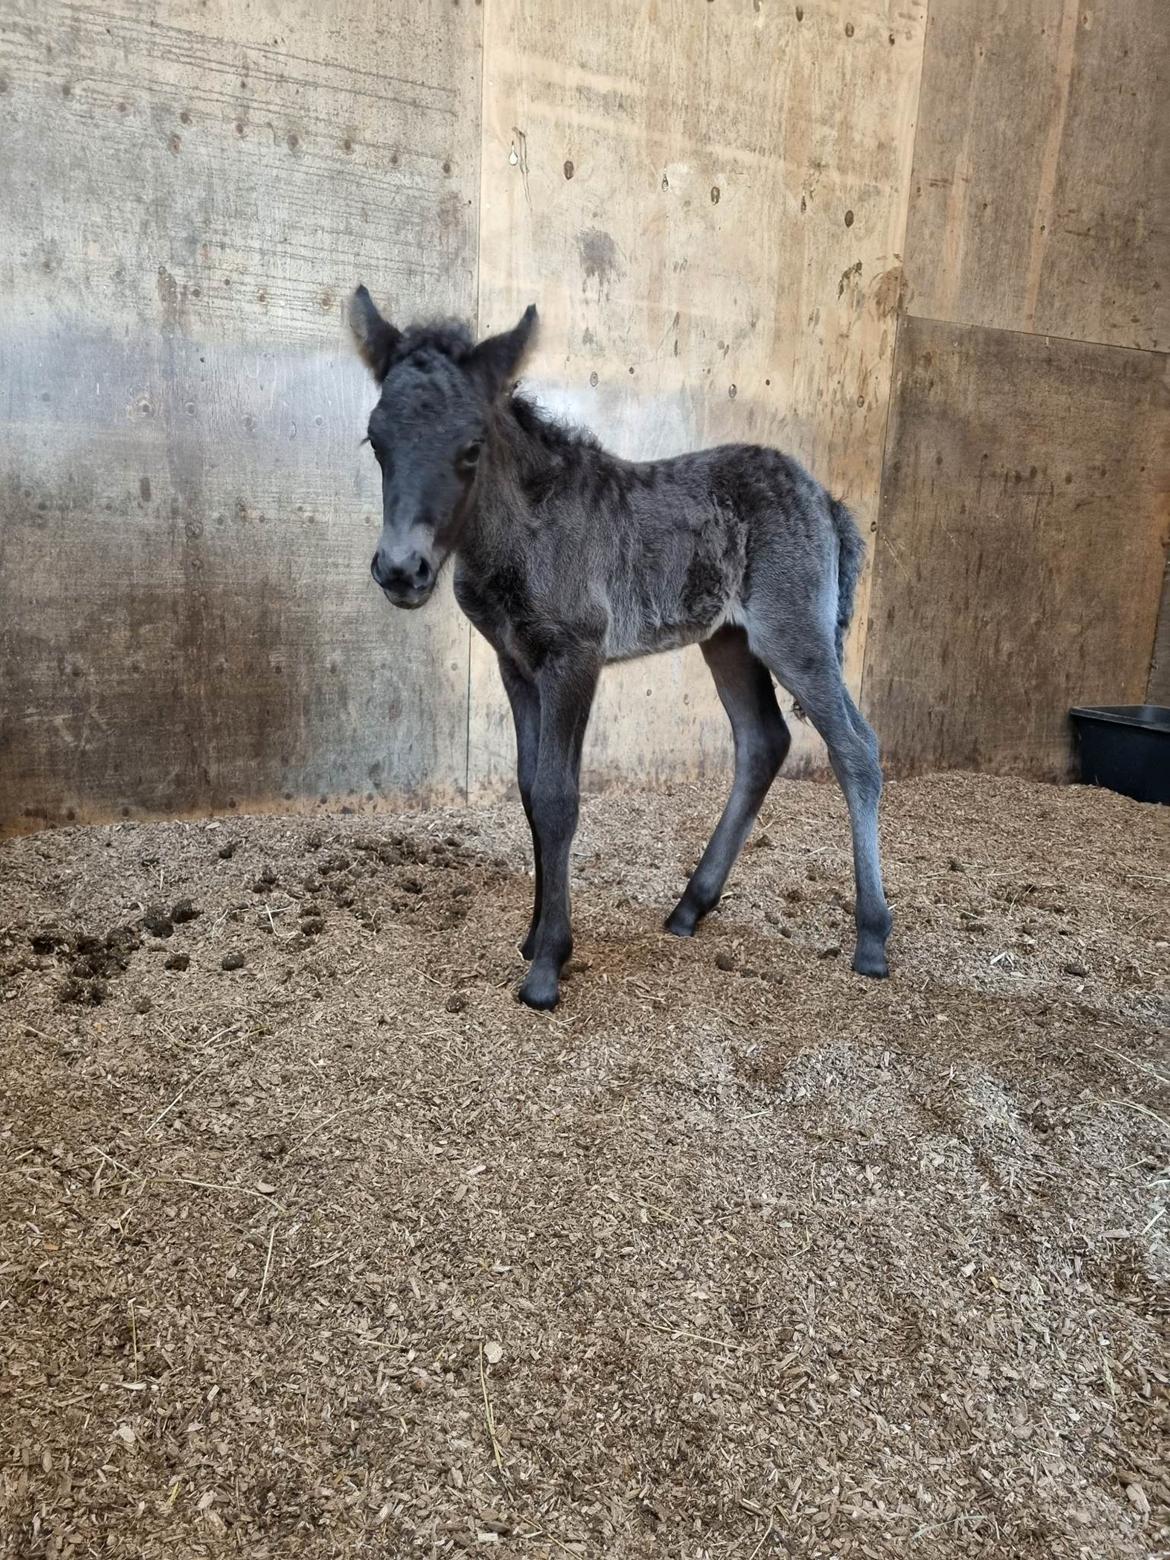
[718,444,862,663]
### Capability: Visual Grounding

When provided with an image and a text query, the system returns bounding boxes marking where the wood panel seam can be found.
[860,305,903,721]
[901,310,1170,361]
[861,0,930,720]
[466,0,491,805]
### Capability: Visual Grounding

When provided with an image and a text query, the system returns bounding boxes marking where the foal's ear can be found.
[469,304,538,399]
[348,284,402,382]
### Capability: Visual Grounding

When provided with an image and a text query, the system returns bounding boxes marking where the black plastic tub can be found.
[1069,705,1170,805]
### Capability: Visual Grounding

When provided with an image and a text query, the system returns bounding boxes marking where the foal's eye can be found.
[455,440,482,474]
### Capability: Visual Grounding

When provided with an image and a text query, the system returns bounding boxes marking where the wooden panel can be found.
[0,0,480,835]
[864,317,1170,778]
[904,0,1169,351]
[469,0,926,795]
[1149,558,1170,705]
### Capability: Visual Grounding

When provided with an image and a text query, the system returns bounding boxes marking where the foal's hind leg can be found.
[666,626,790,938]
[747,619,892,977]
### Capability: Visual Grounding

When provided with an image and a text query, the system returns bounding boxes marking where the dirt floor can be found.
[0,773,1166,1560]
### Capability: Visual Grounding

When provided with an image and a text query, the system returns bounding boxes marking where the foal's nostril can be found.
[373,549,432,594]
[371,550,399,589]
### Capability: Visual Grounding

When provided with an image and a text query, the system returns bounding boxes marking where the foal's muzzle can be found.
[371,548,435,610]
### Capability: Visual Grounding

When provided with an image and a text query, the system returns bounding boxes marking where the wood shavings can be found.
[0,774,1166,1556]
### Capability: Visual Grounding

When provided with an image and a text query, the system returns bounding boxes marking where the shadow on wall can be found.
[0,324,471,837]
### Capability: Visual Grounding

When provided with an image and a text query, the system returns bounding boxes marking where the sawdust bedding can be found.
[0,772,1166,1559]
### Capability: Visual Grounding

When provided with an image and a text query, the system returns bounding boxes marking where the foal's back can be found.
[519,425,843,666]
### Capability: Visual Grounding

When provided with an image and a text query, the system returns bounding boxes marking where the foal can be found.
[350,287,892,1009]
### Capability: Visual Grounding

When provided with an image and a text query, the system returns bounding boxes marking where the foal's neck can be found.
[464,392,595,556]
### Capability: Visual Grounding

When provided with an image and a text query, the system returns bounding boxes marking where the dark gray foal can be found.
[349,287,892,1009]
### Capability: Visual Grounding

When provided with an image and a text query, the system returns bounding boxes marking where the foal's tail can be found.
[829,496,866,664]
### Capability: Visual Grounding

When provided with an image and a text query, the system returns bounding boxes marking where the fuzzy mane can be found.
[507,392,600,454]
[384,316,601,457]
[392,319,476,367]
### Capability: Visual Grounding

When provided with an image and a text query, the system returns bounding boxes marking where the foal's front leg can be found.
[497,654,542,958]
[518,650,600,1011]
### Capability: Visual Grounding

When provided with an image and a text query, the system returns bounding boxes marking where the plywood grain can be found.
[9,0,1158,828]
[1149,558,1170,705]
[904,0,1169,351]
[470,0,926,796]
[0,0,480,834]
[864,317,1170,778]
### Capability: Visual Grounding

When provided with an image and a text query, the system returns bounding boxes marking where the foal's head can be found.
[349,286,537,609]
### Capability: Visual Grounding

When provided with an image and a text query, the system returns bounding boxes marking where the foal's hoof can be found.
[518,968,560,1010]
[664,907,697,938]
[852,946,890,979]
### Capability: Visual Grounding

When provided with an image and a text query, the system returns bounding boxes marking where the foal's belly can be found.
[601,597,743,664]
[600,516,746,664]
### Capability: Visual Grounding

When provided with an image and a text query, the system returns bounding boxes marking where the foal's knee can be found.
[531,781,579,842]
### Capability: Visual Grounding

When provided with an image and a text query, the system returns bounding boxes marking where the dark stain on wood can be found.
[0,0,481,835]
[864,316,1169,778]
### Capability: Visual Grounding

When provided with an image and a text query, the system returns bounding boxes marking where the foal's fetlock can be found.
[665,898,702,938]
[852,906,892,979]
[852,940,890,979]
[664,904,698,938]
[665,884,717,938]
[518,925,570,1006]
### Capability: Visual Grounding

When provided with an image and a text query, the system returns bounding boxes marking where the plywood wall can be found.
[471,0,926,794]
[863,0,1169,779]
[1,0,1166,835]
[0,0,480,833]
[863,319,1168,777]
[903,0,1167,352]
[1150,561,1170,705]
